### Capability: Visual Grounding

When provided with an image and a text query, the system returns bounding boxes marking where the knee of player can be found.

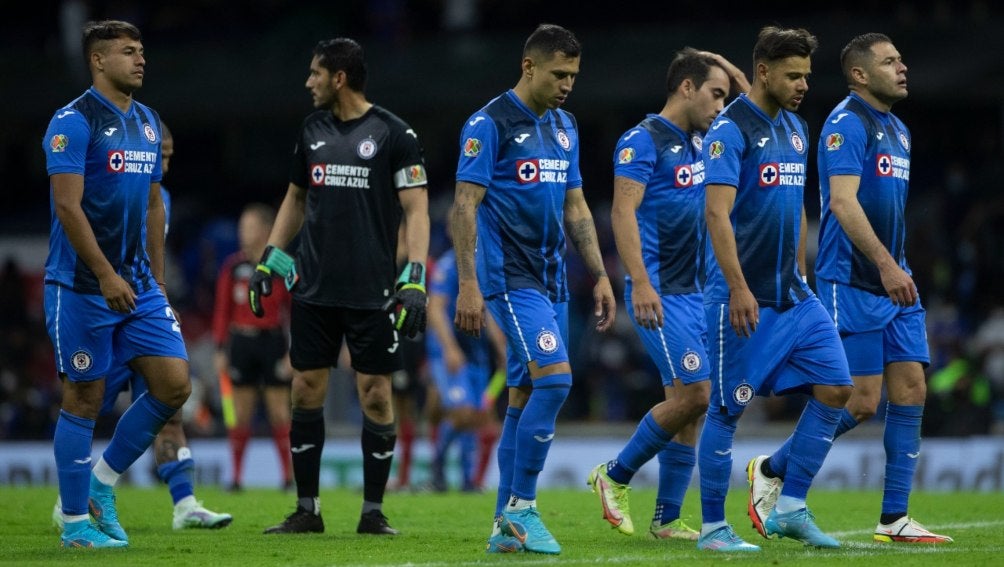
[814,384,853,409]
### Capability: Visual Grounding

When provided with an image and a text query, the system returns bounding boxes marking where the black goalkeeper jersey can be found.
[289,105,427,308]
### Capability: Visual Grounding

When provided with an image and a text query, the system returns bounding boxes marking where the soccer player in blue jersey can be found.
[696,26,853,552]
[51,123,231,533]
[425,239,507,492]
[43,20,192,548]
[748,33,952,545]
[451,23,616,555]
[587,48,748,542]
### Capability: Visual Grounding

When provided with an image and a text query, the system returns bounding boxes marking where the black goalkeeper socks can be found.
[361,417,397,504]
[290,408,325,504]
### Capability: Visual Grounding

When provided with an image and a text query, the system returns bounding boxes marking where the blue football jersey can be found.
[426,249,493,365]
[43,87,163,295]
[702,95,812,308]
[614,114,706,295]
[815,93,912,295]
[455,90,583,302]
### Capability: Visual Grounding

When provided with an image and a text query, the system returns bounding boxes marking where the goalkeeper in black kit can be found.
[249,36,430,536]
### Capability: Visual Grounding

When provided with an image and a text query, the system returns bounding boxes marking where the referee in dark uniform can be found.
[251,37,430,536]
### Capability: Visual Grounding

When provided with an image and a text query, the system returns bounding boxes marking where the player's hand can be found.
[593,276,616,333]
[728,287,759,337]
[99,272,137,313]
[631,278,662,330]
[248,264,273,318]
[445,344,466,375]
[880,264,918,307]
[382,261,427,339]
[455,280,485,338]
[249,245,299,318]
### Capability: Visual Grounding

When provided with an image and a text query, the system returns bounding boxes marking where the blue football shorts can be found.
[44,284,188,383]
[486,288,569,389]
[625,288,710,386]
[705,295,851,416]
[816,279,930,376]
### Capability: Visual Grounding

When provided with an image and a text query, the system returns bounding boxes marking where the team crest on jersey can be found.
[70,349,94,373]
[790,132,805,154]
[681,351,702,372]
[516,159,539,183]
[618,147,635,164]
[556,129,571,150]
[143,123,157,143]
[535,330,559,354]
[50,134,68,153]
[898,132,910,151]
[691,134,703,151]
[708,140,724,159]
[758,163,780,187]
[674,165,693,187]
[357,138,378,159]
[825,132,844,151]
[733,383,754,405]
[876,154,893,176]
[463,137,482,157]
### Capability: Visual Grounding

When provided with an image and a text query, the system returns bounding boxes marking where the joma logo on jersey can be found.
[515,158,568,184]
[107,149,156,174]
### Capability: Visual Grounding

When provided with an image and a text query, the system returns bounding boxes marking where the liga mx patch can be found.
[71,349,94,373]
[618,147,635,164]
[708,140,724,159]
[732,383,754,406]
[50,134,68,152]
[463,137,481,157]
[825,132,844,151]
[535,329,559,354]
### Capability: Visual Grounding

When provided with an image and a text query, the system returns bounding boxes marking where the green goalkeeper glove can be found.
[382,261,427,338]
[248,245,298,318]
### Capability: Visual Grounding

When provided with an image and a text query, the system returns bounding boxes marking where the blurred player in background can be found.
[588,48,747,541]
[44,20,192,548]
[452,23,616,555]
[425,228,507,492]
[751,32,952,544]
[212,202,293,492]
[253,37,429,536]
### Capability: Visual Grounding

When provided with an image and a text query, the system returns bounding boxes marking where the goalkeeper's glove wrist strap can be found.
[260,245,295,278]
[396,261,426,289]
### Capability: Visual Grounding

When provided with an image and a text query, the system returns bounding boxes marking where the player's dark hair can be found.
[666,47,722,93]
[82,20,142,66]
[314,38,367,92]
[523,23,581,59]
[753,26,817,63]
[243,202,277,228]
[840,32,893,83]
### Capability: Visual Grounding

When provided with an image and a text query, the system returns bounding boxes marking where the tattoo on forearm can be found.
[451,200,478,279]
[567,218,606,279]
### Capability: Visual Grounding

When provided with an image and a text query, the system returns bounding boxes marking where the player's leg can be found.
[90,289,190,543]
[492,291,570,555]
[874,304,950,543]
[263,385,293,490]
[761,300,850,548]
[347,306,408,535]
[228,385,256,491]
[651,417,700,540]
[696,302,760,552]
[264,299,336,534]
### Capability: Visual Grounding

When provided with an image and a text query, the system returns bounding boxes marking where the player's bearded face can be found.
[100,38,145,93]
[305,57,335,108]
[765,56,810,111]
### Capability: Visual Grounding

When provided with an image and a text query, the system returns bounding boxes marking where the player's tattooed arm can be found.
[449,182,486,281]
[563,188,607,280]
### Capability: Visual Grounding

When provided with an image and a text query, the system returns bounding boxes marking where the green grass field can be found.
[3,486,1001,566]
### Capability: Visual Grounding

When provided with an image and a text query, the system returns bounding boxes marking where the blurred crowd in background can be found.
[2,0,1003,440]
